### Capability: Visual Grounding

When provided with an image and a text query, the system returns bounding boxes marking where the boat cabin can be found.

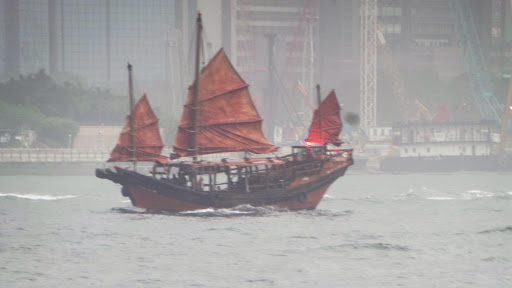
[151,158,291,193]
[149,147,330,194]
[291,145,325,161]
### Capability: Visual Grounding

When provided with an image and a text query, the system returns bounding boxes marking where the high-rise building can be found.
[221,0,313,139]
[2,0,509,127]
[318,0,360,116]
[1,0,177,108]
[491,0,512,74]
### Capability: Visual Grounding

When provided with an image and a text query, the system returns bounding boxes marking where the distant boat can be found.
[380,120,508,172]
[95,13,353,212]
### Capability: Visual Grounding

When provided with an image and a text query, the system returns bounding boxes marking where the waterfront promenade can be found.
[0,148,166,175]
[0,148,110,163]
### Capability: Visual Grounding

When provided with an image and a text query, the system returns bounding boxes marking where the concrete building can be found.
[2,0,510,130]
[219,0,312,140]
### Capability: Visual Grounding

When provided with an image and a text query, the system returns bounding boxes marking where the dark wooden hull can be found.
[96,155,353,212]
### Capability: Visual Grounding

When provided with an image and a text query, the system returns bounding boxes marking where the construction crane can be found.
[231,0,257,84]
[500,76,512,151]
[450,0,503,123]
[377,24,434,123]
[415,100,435,122]
[274,0,318,143]
[376,27,415,122]
[280,0,318,116]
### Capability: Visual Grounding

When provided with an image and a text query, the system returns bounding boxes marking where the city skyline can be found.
[1,0,511,128]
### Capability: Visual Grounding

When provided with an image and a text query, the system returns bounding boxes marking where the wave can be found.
[325,242,410,251]
[112,205,277,217]
[295,209,352,217]
[408,186,499,200]
[426,197,453,200]
[111,205,351,218]
[0,193,76,200]
[478,225,512,234]
[179,206,259,217]
[421,186,441,193]
[462,189,494,199]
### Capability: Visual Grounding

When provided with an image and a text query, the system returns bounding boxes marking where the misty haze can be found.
[0,1,511,287]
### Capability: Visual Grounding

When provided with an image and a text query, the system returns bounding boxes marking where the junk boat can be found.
[95,13,353,211]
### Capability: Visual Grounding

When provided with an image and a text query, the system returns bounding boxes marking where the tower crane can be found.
[376,25,434,123]
[376,27,414,122]
[450,0,503,122]
[231,0,257,84]
[280,0,318,118]
[500,77,512,152]
[275,0,318,143]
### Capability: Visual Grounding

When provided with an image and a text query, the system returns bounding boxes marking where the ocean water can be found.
[0,171,511,287]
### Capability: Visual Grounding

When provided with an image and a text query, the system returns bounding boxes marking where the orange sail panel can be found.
[108,94,169,163]
[173,48,277,157]
[305,90,343,146]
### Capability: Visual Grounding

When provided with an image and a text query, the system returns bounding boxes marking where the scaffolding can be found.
[360,0,378,133]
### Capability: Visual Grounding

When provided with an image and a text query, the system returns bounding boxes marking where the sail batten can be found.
[197,84,249,101]
[180,119,263,128]
[108,94,169,163]
[306,90,343,146]
[173,48,277,157]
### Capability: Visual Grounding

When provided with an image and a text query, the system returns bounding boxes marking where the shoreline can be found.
[0,162,101,176]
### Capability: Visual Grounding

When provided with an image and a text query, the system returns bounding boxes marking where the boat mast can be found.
[128,63,137,169]
[316,84,323,147]
[191,13,202,161]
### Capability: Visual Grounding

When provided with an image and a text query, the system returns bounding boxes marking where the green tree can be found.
[0,70,126,147]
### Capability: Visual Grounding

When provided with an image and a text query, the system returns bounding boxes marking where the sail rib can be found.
[132,119,159,131]
[199,83,249,102]
[178,118,263,129]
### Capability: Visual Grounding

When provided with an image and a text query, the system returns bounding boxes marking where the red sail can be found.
[108,94,169,163]
[305,90,343,146]
[173,48,277,157]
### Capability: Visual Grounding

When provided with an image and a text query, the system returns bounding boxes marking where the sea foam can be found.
[463,190,494,199]
[426,197,453,200]
[0,193,76,200]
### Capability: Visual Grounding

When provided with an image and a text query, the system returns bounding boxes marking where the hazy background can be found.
[1,0,512,146]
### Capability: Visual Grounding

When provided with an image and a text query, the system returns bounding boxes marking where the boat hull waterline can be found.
[96,155,352,212]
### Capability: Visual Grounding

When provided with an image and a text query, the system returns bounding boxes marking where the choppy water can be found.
[1,172,511,287]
